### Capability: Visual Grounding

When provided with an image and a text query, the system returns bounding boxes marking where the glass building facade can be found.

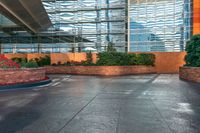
[42,0,127,52]
[130,0,192,52]
[0,0,193,53]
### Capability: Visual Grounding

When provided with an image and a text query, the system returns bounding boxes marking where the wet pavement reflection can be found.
[0,74,200,133]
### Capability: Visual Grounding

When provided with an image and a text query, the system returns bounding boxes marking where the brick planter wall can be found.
[3,52,186,74]
[45,66,156,76]
[179,67,200,83]
[0,68,46,85]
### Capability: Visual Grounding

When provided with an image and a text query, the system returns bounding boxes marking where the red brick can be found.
[179,67,200,83]
[0,68,46,84]
[45,66,156,76]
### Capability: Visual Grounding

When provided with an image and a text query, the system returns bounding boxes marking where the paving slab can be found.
[0,74,200,133]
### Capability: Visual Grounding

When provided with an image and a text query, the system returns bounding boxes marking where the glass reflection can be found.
[43,0,127,52]
[0,0,192,53]
[130,0,191,52]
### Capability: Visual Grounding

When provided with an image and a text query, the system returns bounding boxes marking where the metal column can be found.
[127,0,130,52]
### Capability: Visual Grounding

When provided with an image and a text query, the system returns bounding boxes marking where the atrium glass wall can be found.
[0,9,72,53]
[0,0,192,53]
[129,0,192,52]
[42,0,127,52]
[0,0,127,53]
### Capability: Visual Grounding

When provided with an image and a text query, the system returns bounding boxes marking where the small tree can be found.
[107,42,116,52]
[185,34,200,67]
[86,51,93,64]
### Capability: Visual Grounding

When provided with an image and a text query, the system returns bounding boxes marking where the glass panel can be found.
[130,0,192,52]
[42,0,127,52]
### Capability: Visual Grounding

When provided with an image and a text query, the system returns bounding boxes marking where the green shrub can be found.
[12,57,39,68]
[30,55,50,67]
[12,57,27,64]
[82,52,97,66]
[107,42,117,52]
[136,53,155,66]
[185,34,200,67]
[11,57,21,63]
[96,52,119,66]
[11,56,50,68]
[85,52,93,65]
[96,52,155,66]
[23,61,38,68]
[11,57,29,68]
[19,58,29,67]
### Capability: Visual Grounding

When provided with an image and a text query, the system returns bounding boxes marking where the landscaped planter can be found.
[45,66,156,76]
[0,68,46,85]
[179,66,200,83]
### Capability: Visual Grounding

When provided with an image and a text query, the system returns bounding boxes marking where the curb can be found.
[0,79,51,91]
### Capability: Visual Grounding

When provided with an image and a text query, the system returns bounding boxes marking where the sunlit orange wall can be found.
[152,52,186,73]
[51,53,97,64]
[27,53,50,61]
[4,53,27,59]
[129,52,186,73]
[51,53,86,64]
[193,0,200,34]
[3,53,50,61]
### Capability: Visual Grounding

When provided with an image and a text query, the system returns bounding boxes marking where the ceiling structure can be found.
[0,0,91,44]
[0,0,52,33]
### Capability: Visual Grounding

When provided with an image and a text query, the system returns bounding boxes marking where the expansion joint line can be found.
[56,94,99,133]
[116,102,122,133]
[149,98,174,133]
[57,76,111,133]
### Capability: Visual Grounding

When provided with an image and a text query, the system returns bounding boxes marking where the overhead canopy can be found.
[0,0,52,33]
[0,0,93,44]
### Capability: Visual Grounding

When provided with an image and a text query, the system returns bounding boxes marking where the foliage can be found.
[30,55,50,67]
[82,52,95,65]
[86,52,93,64]
[185,34,200,67]
[2,55,50,68]
[60,61,96,66]
[96,52,155,66]
[136,53,155,66]
[52,52,155,66]
[11,57,27,64]
[107,42,117,52]
[22,60,38,68]
[0,55,20,69]
[12,57,27,67]
[11,57,38,68]
[65,61,85,66]
[96,52,132,66]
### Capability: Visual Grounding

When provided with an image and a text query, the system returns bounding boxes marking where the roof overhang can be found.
[0,0,52,33]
